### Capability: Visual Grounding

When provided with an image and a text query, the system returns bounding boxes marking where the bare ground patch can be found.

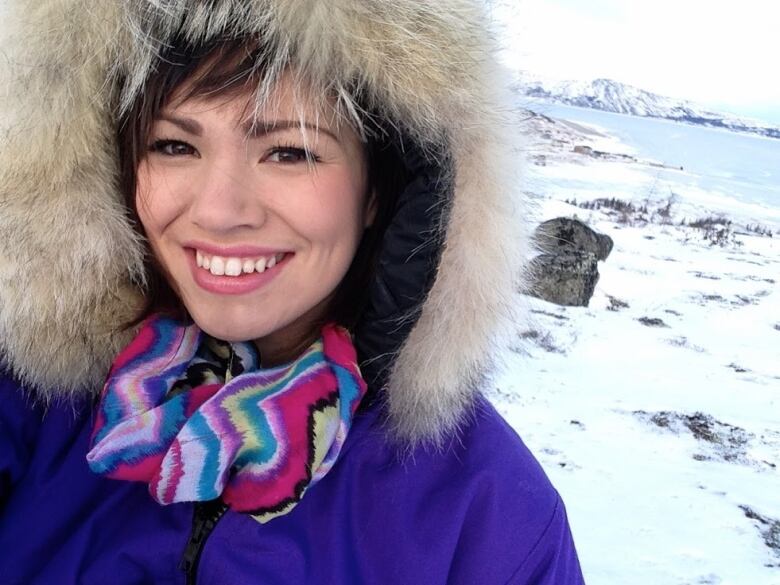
[666,336,706,352]
[637,316,669,328]
[689,271,722,280]
[633,410,770,468]
[739,505,780,566]
[606,295,630,312]
[516,329,565,354]
[530,309,571,321]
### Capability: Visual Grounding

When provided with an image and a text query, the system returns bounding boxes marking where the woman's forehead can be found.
[164,71,356,142]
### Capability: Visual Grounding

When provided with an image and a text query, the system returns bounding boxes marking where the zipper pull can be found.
[225,344,235,383]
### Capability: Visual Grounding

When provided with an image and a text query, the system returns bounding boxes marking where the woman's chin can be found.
[187,312,277,344]
[181,293,329,359]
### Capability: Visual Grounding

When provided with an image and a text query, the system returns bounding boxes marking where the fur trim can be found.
[0,0,529,445]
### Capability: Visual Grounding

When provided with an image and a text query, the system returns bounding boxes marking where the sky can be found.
[491,0,780,124]
[1,0,776,124]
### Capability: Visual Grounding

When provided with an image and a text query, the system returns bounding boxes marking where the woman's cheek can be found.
[134,162,157,229]
[135,164,184,234]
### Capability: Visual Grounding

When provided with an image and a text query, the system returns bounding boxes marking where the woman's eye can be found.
[149,139,196,157]
[266,147,318,164]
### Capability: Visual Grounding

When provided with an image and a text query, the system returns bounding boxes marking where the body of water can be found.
[525,101,780,210]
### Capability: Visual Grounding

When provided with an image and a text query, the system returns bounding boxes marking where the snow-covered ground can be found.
[494,105,780,584]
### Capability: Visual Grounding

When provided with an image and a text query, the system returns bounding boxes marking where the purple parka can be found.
[0,0,584,583]
[0,374,583,584]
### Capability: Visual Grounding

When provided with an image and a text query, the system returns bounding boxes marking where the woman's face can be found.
[136,73,374,363]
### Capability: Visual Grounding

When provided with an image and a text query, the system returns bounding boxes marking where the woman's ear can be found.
[364,189,378,228]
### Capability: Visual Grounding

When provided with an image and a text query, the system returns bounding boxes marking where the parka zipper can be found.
[180,499,229,585]
[180,346,234,584]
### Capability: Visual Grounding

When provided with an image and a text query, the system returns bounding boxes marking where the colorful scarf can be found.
[87,314,366,523]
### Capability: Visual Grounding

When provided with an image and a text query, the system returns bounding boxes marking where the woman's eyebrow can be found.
[242,120,340,143]
[156,115,340,143]
[158,114,203,136]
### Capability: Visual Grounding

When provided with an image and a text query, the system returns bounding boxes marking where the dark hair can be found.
[117,37,405,335]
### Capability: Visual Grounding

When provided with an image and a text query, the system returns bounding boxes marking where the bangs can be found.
[123,36,370,163]
[127,37,268,165]
[166,38,267,106]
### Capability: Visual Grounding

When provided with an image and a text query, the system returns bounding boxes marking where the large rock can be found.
[534,217,614,261]
[528,252,599,307]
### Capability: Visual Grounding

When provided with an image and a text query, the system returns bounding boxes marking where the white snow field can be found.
[492,103,780,585]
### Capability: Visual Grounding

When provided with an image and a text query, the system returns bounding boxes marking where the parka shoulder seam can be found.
[502,490,563,585]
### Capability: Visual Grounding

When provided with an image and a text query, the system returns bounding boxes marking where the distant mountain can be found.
[516,76,780,140]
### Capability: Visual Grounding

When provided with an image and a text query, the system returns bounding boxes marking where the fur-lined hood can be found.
[0,0,527,446]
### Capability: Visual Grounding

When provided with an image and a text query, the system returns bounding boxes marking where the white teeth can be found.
[195,250,286,277]
[225,258,242,276]
[209,256,225,276]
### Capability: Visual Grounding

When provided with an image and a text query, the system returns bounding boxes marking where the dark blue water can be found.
[525,101,780,209]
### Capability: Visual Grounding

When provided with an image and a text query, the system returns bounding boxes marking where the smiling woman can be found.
[0,1,584,583]
[120,39,380,365]
[132,72,374,364]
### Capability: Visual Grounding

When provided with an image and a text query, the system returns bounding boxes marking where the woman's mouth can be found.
[189,249,292,295]
[196,250,288,277]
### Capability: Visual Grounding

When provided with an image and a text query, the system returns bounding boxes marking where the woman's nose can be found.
[188,160,268,232]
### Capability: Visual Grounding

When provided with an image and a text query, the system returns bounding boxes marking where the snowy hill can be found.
[497,105,780,584]
[516,76,780,140]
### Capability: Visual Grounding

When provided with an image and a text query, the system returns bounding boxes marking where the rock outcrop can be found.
[528,252,600,307]
[535,217,614,261]
[527,217,613,307]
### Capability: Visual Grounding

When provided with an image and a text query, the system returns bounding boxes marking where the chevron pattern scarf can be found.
[87,314,366,522]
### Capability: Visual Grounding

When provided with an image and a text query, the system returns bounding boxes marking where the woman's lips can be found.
[184,240,288,257]
[188,249,292,295]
